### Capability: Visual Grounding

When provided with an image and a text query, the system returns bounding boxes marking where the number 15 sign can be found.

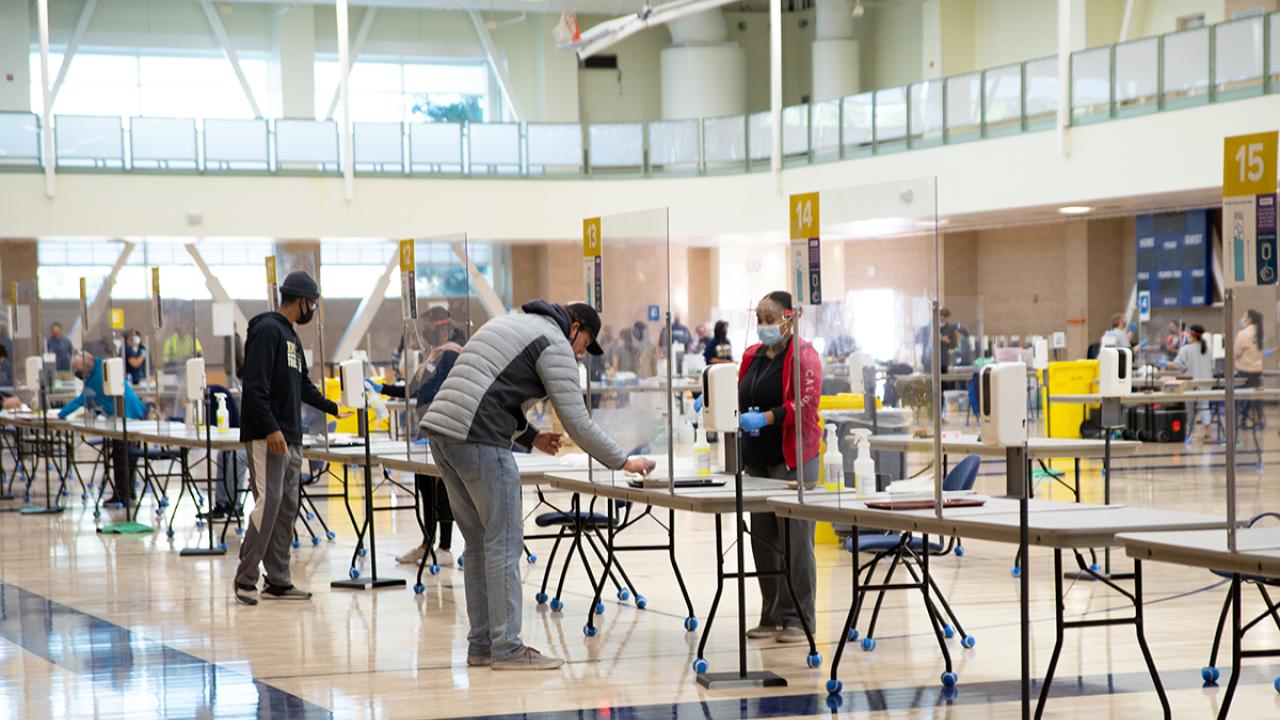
[1223,131,1278,287]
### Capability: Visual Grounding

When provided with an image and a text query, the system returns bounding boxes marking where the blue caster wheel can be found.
[536,592,549,605]
[595,602,605,616]
[1011,566,1021,577]
[825,695,843,711]
[617,587,631,602]
[583,624,597,637]
[826,679,843,695]
[159,497,169,508]
[943,624,954,639]
[457,555,464,568]
[806,653,822,668]
[311,536,320,546]
[22,496,29,503]
[166,528,175,539]
[842,537,853,552]
[941,671,958,687]
[194,496,203,507]
[961,635,976,649]
[550,598,563,612]
[693,658,708,673]
[155,508,164,517]
[235,526,244,536]
[218,543,228,552]
[847,628,860,642]
[1090,563,1101,573]
[635,595,648,610]
[196,520,205,530]
[861,637,876,652]
[80,492,87,501]
[358,547,367,558]
[527,553,537,564]
[87,483,94,492]
[413,583,425,595]
[1201,666,1220,684]
[1272,676,1280,693]
[429,564,441,575]
[93,510,101,519]
[291,539,301,549]
[955,545,965,557]
[306,511,315,520]
[326,530,336,540]
[349,567,360,580]
[60,489,68,497]
[683,616,698,632]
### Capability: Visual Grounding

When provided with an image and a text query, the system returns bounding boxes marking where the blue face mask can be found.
[757,324,782,346]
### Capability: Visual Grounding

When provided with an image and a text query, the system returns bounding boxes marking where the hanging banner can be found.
[150,267,162,331]
[583,217,603,312]
[399,239,417,322]
[789,192,822,304]
[265,256,279,312]
[1223,131,1279,287]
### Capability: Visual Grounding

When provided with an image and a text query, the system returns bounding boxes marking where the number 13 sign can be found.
[1223,131,1278,287]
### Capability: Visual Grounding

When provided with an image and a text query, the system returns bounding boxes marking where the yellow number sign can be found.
[582,218,602,257]
[1224,131,1278,197]
[79,277,87,303]
[399,239,415,270]
[109,308,125,330]
[790,192,820,240]
[265,256,277,284]
[150,267,160,298]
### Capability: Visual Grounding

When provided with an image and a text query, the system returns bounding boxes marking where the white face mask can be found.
[130,336,141,347]
[1242,319,1248,329]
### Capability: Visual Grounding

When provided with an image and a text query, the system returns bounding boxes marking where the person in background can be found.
[59,350,147,507]
[1235,309,1264,388]
[1162,320,1185,360]
[124,330,148,385]
[1101,313,1132,350]
[163,318,204,367]
[1168,324,1215,441]
[702,320,734,365]
[0,344,12,389]
[422,300,655,671]
[659,315,694,354]
[693,324,710,354]
[628,321,656,376]
[737,290,819,645]
[235,271,352,606]
[937,308,959,374]
[368,306,464,567]
[47,323,74,372]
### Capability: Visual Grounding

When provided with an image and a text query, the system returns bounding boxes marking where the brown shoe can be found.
[467,655,492,667]
[776,626,808,644]
[491,646,564,671]
[746,624,781,639]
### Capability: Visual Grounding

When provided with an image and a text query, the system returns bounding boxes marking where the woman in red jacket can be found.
[738,290,821,644]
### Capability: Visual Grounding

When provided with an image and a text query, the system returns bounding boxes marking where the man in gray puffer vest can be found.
[422,300,655,671]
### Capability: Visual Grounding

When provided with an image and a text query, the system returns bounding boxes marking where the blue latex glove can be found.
[1157,358,1168,369]
[364,378,383,394]
[1137,340,1148,349]
[412,437,428,446]
[1267,348,1276,358]
[739,411,768,432]
[693,396,703,413]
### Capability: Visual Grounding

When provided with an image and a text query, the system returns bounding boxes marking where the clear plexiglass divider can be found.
[274,249,329,443]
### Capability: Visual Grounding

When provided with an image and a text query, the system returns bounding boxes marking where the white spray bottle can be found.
[216,394,229,432]
[693,426,712,477]
[851,429,875,497]
[823,425,843,491]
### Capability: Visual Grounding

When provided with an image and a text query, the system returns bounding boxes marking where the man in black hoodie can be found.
[234,270,351,606]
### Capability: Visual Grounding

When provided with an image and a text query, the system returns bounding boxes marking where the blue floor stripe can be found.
[0,582,331,719]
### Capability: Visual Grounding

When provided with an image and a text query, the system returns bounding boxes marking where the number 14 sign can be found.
[789,192,822,305]
[1223,131,1278,287]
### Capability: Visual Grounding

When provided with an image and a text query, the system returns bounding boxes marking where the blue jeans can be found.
[428,433,524,661]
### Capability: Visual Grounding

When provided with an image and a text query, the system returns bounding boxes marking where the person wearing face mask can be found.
[737,290,821,645]
[422,299,656,671]
[59,350,147,506]
[235,271,353,606]
[366,306,464,566]
[124,330,148,385]
[1235,309,1265,388]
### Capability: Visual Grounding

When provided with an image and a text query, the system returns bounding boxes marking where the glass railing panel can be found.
[945,72,981,142]
[810,98,840,158]
[588,122,643,171]
[781,104,808,160]
[55,114,124,167]
[983,64,1023,136]
[1114,37,1158,117]
[468,122,520,174]
[204,118,268,170]
[526,122,583,175]
[874,86,907,152]
[409,122,462,173]
[1071,46,1111,124]
[647,118,698,173]
[909,79,943,147]
[1024,56,1059,130]
[841,92,873,155]
[1214,15,1264,100]
[1162,26,1210,108]
[1271,12,1280,89]
[130,116,197,169]
[352,121,403,172]
[0,112,42,165]
[275,119,339,171]
[703,114,746,171]
[748,111,772,163]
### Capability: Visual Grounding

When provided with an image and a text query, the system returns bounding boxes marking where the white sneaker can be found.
[491,646,564,671]
[435,548,454,565]
[396,544,428,565]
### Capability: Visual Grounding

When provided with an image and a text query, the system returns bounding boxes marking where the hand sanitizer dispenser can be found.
[1098,347,1132,397]
[103,357,126,397]
[847,352,872,394]
[24,356,44,389]
[702,364,739,433]
[339,359,364,407]
[185,358,206,402]
[979,362,1028,447]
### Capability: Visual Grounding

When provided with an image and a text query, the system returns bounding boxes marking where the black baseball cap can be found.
[566,302,604,356]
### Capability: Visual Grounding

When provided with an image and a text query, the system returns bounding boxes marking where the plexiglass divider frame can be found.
[11,282,42,405]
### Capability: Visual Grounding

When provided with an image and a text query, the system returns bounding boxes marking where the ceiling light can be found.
[1058,206,1093,215]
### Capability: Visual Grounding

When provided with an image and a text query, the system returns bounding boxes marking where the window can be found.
[30,50,276,119]
[847,288,899,362]
[314,58,489,123]
[320,239,396,299]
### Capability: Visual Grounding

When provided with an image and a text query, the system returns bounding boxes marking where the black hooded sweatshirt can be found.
[240,311,338,444]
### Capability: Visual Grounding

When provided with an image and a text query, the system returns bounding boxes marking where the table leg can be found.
[1034,549,1066,718]
[668,509,697,628]
[828,523,861,694]
[1217,573,1243,720]
[1132,559,1171,719]
[693,514,725,671]
[780,518,819,665]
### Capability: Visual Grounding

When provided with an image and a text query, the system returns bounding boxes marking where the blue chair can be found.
[844,455,982,653]
[534,497,642,620]
[1200,512,1280,687]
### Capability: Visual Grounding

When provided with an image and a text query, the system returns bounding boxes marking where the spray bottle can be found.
[693,426,711,477]
[851,429,875,497]
[823,425,843,491]
[216,394,229,433]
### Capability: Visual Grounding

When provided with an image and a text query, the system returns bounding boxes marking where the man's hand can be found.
[266,430,287,455]
[336,409,355,419]
[623,456,656,476]
[532,432,563,455]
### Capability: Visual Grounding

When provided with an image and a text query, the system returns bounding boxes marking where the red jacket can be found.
[739,338,822,470]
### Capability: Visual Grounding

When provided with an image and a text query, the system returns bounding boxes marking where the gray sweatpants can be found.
[235,441,303,588]
[428,433,525,661]
[746,457,818,630]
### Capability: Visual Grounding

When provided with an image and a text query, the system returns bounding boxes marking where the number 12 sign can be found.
[1223,131,1278,287]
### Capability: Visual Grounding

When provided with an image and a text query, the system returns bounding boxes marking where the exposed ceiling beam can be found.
[200,0,264,119]
[469,10,524,122]
[325,6,378,122]
[50,0,98,106]
[332,248,398,363]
